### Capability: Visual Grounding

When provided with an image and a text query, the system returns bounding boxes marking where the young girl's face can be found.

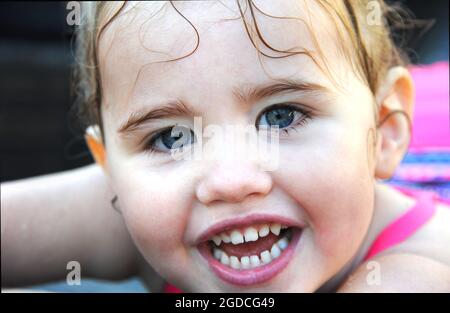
[99,1,378,292]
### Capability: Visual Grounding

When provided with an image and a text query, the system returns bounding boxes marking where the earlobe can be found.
[85,125,107,169]
[374,66,414,180]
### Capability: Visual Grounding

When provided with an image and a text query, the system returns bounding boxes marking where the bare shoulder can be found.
[388,200,450,266]
[339,253,450,292]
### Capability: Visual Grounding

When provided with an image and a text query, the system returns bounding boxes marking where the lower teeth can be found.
[211,233,291,270]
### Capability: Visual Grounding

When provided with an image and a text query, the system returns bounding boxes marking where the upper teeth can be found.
[270,223,281,236]
[212,235,290,269]
[230,230,244,245]
[244,227,258,242]
[210,223,286,246]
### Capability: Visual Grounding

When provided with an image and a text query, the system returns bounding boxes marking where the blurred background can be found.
[1,2,84,181]
[0,0,449,182]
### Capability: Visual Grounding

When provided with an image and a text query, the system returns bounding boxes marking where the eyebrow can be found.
[118,78,328,134]
[232,78,327,105]
[118,99,196,134]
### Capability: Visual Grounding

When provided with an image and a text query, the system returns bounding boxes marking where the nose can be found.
[196,161,273,205]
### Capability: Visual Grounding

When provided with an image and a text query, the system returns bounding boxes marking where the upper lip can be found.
[194,213,304,245]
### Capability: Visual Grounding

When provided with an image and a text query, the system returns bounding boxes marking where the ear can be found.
[374,66,415,180]
[85,125,108,170]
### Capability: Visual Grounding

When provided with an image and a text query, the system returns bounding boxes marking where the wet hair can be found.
[72,0,423,140]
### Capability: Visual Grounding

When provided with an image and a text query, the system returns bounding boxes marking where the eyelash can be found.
[142,103,313,154]
[256,103,312,135]
[143,125,180,153]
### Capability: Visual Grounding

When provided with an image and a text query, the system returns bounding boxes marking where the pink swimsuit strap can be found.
[363,187,438,261]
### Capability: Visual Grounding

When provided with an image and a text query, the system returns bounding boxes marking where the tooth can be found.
[260,250,272,264]
[230,256,241,269]
[221,233,231,243]
[270,223,281,236]
[212,236,222,246]
[258,224,270,237]
[244,227,258,242]
[241,256,250,269]
[220,252,229,265]
[270,243,281,259]
[277,237,289,250]
[230,230,244,245]
[250,255,260,268]
[213,248,222,260]
[281,225,288,229]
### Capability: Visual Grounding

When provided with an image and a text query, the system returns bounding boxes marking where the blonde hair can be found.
[72,0,416,139]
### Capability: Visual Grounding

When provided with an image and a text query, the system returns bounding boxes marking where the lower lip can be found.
[197,229,302,287]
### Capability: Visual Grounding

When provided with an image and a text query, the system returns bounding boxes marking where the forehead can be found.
[98,0,346,114]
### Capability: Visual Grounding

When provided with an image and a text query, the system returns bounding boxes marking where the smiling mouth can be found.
[209,223,292,269]
[197,221,302,286]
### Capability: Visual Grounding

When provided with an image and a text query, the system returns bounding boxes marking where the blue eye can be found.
[257,104,311,131]
[146,126,195,153]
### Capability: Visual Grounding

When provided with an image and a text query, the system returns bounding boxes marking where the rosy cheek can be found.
[113,173,188,258]
[276,127,374,256]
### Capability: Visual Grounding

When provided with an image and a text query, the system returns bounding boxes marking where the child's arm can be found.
[337,253,450,292]
[1,164,139,287]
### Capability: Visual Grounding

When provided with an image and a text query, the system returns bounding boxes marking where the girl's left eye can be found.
[256,104,311,133]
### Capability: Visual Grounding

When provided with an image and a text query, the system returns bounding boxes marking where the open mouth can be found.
[197,221,302,286]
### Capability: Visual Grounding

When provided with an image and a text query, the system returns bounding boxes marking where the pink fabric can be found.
[164,284,182,293]
[409,62,450,151]
[363,187,438,261]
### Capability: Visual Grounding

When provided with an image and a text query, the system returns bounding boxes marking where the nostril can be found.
[197,185,262,205]
[196,170,273,205]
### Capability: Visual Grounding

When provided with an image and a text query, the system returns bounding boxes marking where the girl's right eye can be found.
[144,126,196,153]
